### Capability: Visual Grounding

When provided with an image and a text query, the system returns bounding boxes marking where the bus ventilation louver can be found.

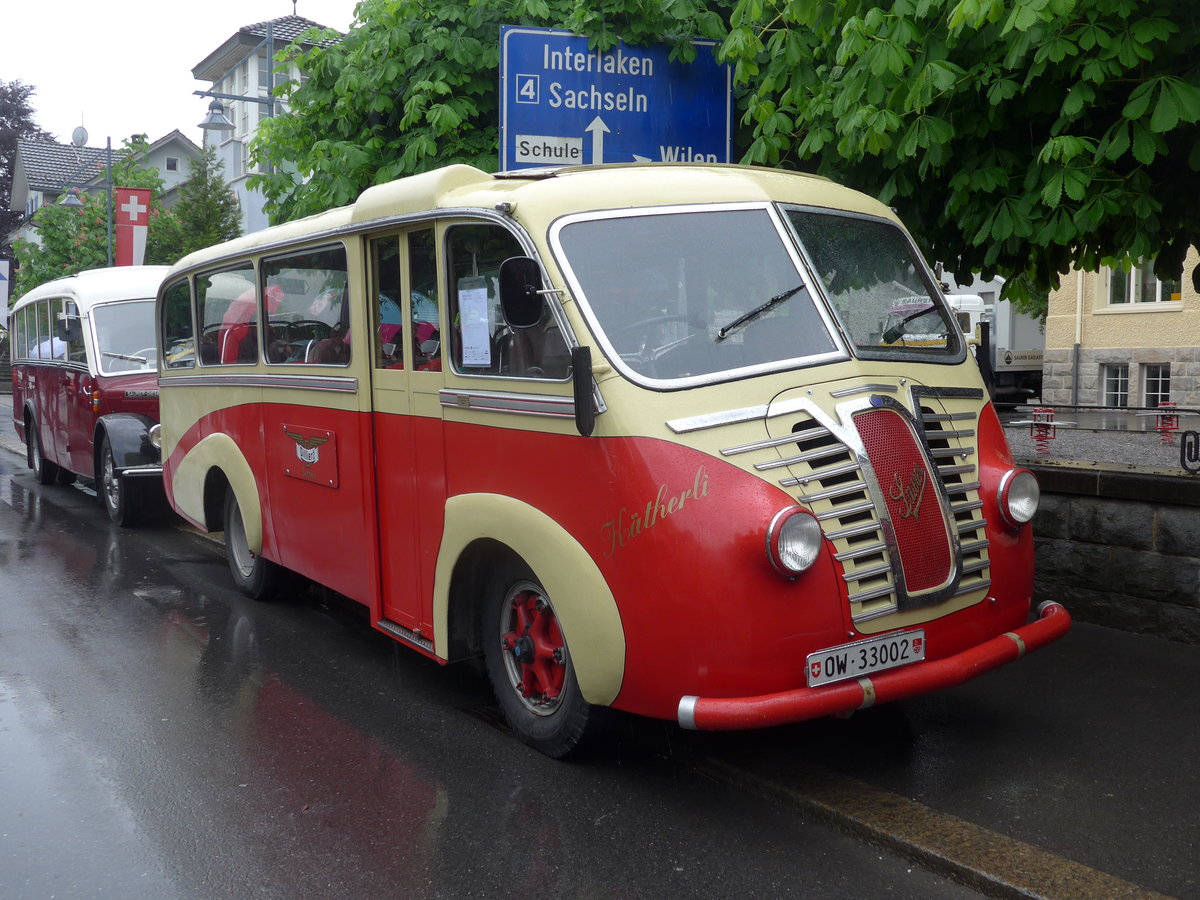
[720,388,991,623]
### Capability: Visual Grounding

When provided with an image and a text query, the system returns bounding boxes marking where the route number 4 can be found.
[515,74,540,104]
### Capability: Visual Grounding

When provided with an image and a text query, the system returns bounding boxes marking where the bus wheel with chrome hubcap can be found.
[484,565,592,757]
[99,435,141,526]
[223,486,289,601]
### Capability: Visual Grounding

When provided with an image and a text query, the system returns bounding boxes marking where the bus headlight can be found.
[148,424,162,450]
[766,506,823,576]
[998,468,1039,527]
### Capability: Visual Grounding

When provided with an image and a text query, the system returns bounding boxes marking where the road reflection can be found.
[3,464,781,899]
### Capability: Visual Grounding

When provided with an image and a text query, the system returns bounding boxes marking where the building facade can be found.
[5,131,200,250]
[192,15,340,234]
[1043,249,1200,408]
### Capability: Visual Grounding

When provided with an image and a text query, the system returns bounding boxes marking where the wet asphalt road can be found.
[0,446,981,900]
[1,394,1198,898]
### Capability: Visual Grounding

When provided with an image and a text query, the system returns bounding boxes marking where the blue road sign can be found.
[499,26,732,171]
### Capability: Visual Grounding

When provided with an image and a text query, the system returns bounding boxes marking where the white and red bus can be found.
[154,164,1070,756]
[10,266,170,525]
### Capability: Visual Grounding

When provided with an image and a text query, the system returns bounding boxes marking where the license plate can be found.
[806,629,926,687]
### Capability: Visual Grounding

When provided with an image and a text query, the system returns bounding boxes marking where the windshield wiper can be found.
[715,283,806,342]
[881,304,939,344]
[103,350,148,363]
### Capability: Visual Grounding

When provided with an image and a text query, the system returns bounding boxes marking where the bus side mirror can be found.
[572,346,595,437]
[499,256,543,329]
[57,314,83,344]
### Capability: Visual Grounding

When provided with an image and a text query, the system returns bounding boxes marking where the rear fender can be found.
[172,432,261,549]
[435,493,625,706]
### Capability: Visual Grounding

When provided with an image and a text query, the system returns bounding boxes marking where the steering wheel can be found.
[281,319,332,341]
[614,314,697,361]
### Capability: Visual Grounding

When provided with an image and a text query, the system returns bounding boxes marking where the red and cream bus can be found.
[10,265,170,526]
[154,164,1070,756]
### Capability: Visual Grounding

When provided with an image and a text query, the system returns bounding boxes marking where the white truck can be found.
[944,293,1044,407]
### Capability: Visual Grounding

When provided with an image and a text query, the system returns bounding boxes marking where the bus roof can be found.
[12,265,171,315]
[164,163,901,277]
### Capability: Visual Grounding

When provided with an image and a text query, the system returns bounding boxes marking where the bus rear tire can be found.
[27,421,59,486]
[483,561,593,758]
[99,435,141,527]
[223,486,287,601]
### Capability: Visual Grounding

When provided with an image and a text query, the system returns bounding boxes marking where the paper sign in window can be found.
[459,276,492,367]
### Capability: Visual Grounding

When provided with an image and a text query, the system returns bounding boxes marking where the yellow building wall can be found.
[1043,248,1200,406]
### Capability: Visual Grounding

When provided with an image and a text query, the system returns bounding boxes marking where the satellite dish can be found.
[72,126,89,148]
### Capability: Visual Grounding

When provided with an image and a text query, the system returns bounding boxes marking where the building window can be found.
[1102,364,1129,407]
[1108,259,1182,304]
[166,157,179,172]
[1143,363,1171,407]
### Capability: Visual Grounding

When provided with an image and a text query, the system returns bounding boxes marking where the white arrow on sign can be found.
[586,116,610,164]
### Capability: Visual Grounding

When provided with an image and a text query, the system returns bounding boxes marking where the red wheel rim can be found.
[499,582,568,716]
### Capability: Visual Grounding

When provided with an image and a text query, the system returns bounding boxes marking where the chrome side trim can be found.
[829,383,899,398]
[668,404,769,434]
[159,373,359,393]
[439,388,575,419]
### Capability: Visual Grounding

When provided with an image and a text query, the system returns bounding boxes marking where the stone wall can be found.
[1041,345,1200,407]
[1030,463,1200,644]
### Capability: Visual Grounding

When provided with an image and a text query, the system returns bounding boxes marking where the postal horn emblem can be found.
[286,431,329,467]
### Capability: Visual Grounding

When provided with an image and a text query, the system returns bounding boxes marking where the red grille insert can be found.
[854,407,953,593]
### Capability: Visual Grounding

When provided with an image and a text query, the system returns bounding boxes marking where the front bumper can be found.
[677,601,1071,730]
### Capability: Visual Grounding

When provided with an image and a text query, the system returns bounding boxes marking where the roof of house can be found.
[17,140,107,194]
[192,15,341,82]
[8,132,204,216]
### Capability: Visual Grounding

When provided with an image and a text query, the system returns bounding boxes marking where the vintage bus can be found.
[10,266,170,526]
[154,164,1070,756]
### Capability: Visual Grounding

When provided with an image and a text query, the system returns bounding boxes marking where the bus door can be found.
[38,297,71,467]
[369,228,445,643]
[60,300,95,474]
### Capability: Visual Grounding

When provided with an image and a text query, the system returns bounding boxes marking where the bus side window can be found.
[410,229,439,372]
[262,245,350,367]
[371,235,405,370]
[36,300,65,359]
[63,301,87,365]
[161,278,196,369]
[446,224,568,379]
[197,266,257,366]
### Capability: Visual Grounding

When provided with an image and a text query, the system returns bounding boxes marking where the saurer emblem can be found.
[888,464,926,520]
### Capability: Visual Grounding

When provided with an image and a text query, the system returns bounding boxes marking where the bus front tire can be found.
[223,487,287,601]
[99,436,141,527]
[483,561,593,758]
[27,421,59,486]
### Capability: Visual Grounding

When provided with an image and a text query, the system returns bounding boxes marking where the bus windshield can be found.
[555,207,840,384]
[94,299,157,374]
[783,207,961,360]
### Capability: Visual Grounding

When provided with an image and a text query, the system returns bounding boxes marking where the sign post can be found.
[499,26,732,171]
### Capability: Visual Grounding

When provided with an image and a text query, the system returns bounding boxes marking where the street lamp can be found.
[58,126,114,267]
[199,99,236,132]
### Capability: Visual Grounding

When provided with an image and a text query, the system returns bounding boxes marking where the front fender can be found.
[435,493,626,706]
[96,413,159,471]
[171,432,261,549]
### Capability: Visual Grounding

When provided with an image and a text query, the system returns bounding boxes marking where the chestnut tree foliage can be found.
[722,0,1200,307]
[251,0,1200,308]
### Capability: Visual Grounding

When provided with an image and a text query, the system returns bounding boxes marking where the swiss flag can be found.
[114,188,152,266]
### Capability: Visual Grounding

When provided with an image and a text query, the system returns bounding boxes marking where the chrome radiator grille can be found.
[714,386,990,623]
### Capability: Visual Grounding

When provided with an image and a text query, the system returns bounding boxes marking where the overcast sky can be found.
[5,0,359,148]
